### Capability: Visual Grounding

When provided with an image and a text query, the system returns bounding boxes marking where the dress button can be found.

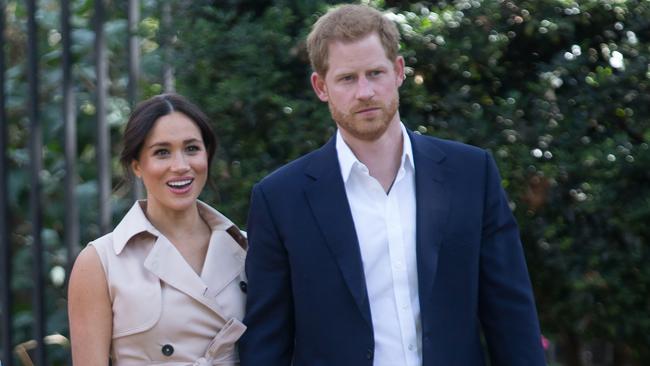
[161,344,174,357]
[239,281,247,293]
[366,348,374,360]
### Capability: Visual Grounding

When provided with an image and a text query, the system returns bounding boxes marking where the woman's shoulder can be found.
[69,243,110,304]
[85,231,118,269]
[72,244,104,274]
[87,231,115,250]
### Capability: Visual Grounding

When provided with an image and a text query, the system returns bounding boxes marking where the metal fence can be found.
[0,1,172,364]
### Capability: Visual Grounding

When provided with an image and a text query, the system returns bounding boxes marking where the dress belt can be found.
[193,318,247,366]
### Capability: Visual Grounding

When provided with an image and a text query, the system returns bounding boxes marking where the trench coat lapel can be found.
[197,201,247,297]
[143,231,244,319]
[304,137,372,327]
[143,235,222,314]
[409,131,451,305]
[201,230,246,296]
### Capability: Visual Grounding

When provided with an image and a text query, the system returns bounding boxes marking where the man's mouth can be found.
[355,106,380,114]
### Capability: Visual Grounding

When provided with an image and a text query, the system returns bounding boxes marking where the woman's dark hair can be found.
[120,93,217,180]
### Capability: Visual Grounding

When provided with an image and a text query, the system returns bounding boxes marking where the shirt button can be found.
[161,344,174,356]
[366,348,374,360]
[408,344,415,351]
[239,281,248,293]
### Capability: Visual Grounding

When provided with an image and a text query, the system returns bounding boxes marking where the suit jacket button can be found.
[366,349,373,360]
[161,344,174,356]
[239,281,247,293]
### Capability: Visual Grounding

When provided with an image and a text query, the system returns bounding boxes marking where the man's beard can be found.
[329,95,399,142]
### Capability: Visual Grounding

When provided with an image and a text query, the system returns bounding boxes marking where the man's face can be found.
[311,32,404,142]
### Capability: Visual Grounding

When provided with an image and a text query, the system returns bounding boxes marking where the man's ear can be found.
[311,72,329,102]
[394,56,406,87]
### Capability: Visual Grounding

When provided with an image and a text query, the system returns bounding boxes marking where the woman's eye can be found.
[186,145,201,152]
[153,149,169,156]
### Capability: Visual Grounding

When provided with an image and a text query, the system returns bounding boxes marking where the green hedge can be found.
[174,1,650,364]
[2,0,648,364]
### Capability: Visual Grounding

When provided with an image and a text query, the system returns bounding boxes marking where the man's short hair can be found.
[306,4,400,77]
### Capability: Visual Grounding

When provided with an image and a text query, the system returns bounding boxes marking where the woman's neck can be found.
[144,200,205,242]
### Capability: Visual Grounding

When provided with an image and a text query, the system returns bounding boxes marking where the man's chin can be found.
[339,124,389,142]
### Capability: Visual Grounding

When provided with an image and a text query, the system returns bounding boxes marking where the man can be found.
[240,4,546,366]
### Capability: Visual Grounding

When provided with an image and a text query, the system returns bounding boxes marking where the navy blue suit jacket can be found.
[240,130,546,366]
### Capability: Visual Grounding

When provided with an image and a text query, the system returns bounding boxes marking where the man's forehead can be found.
[327,45,393,69]
[327,32,380,48]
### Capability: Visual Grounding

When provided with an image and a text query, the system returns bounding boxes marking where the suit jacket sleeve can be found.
[478,152,546,365]
[239,184,294,366]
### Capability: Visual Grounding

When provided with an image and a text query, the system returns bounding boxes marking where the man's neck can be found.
[341,119,403,193]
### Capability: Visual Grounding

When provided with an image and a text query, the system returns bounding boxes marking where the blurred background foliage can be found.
[2,0,649,365]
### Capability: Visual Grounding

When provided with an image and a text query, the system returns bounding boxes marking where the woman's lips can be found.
[166,178,193,194]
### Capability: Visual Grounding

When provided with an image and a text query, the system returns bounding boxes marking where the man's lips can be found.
[355,107,381,114]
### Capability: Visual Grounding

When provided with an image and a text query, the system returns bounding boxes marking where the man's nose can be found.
[355,77,375,100]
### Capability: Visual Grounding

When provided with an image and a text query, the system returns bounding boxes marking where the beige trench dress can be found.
[90,200,247,365]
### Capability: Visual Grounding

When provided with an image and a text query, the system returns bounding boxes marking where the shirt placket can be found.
[385,173,419,366]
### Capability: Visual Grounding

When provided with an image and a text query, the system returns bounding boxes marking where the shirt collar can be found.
[336,122,415,183]
[111,200,233,255]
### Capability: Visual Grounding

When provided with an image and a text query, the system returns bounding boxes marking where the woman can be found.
[68,93,247,365]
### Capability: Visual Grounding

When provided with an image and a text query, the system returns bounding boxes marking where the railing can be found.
[0,1,171,364]
[1,1,11,365]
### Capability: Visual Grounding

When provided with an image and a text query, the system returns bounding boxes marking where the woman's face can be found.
[131,111,208,215]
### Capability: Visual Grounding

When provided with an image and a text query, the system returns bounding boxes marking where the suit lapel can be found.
[301,132,451,326]
[409,131,451,305]
[304,138,372,327]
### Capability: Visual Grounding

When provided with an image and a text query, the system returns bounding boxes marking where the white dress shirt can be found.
[336,123,422,366]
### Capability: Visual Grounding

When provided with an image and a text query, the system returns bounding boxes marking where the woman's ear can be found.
[131,160,141,179]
